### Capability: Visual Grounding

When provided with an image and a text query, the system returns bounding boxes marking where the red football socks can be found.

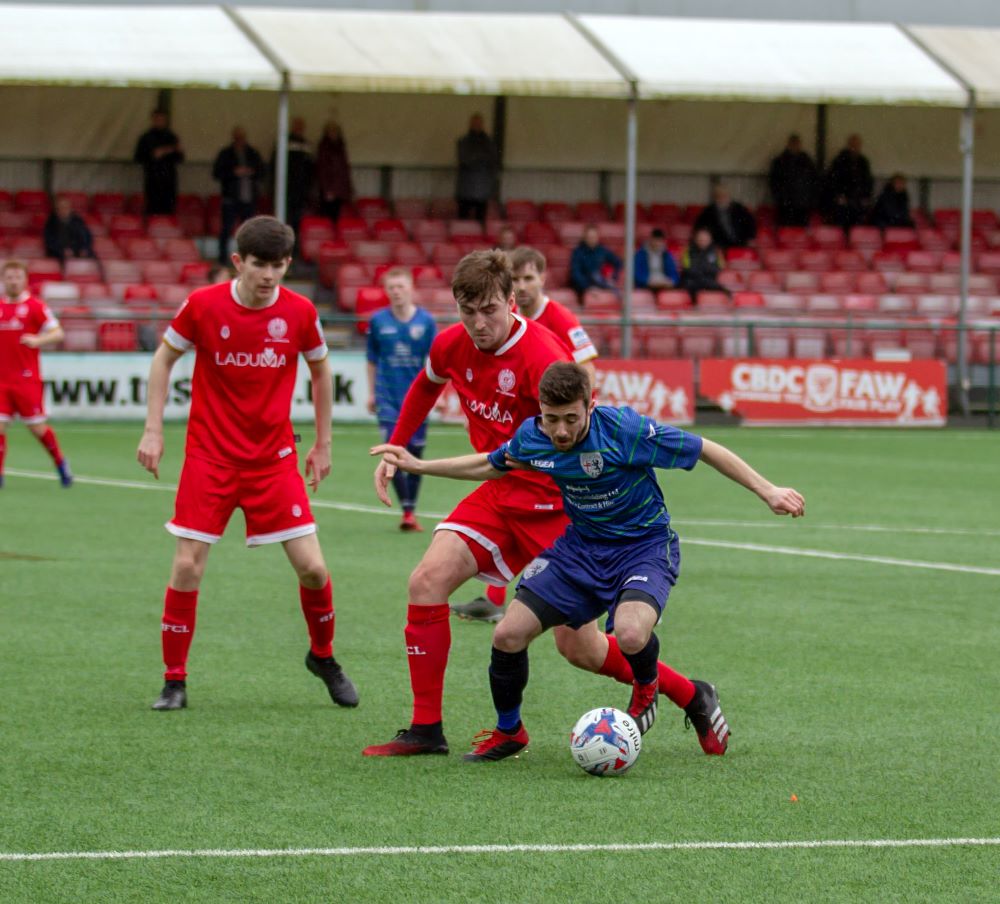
[486,584,506,607]
[300,577,334,659]
[599,635,696,709]
[405,603,451,725]
[37,427,64,465]
[161,587,198,681]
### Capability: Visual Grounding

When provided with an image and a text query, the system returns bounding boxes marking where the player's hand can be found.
[504,454,531,471]
[371,443,422,476]
[20,334,42,349]
[366,396,376,415]
[137,428,164,479]
[305,443,331,493]
[372,458,396,507]
[764,486,805,518]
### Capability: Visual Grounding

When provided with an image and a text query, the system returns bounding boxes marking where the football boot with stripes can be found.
[463,724,530,762]
[363,726,450,757]
[683,679,730,755]
[627,679,659,734]
[151,680,187,711]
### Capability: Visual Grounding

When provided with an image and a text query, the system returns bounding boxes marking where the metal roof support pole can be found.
[957,97,975,418]
[275,74,290,223]
[622,87,638,358]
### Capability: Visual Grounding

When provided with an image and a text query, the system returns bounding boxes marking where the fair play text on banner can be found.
[699,359,947,426]
[436,359,694,426]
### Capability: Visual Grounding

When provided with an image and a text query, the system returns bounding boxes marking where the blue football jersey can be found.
[366,307,436,423]
[487,405,702,540]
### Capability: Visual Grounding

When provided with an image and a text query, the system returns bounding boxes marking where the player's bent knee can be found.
[492,623,529,654]
[553,628,605,671]
[407,561,452,602]
[614,624,650,656]
[297,563,328,589]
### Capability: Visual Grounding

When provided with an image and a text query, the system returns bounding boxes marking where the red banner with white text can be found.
[699,359,947,426]
[436,358,694,426]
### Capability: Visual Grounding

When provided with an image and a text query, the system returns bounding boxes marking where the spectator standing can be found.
[570,224,622,296]
[43,197,93,261]
[316,122,353,225]
[680,228,727,301]
[273,116,314,245]
[496,225,518,252]
[133,110,184,216]
[633,228,679,289]
[455,114,498,223]
[870,174,915,229]
[693,185,757,249]
[769,134,819,227]
[824,134,874,232]
[213,127,265,265]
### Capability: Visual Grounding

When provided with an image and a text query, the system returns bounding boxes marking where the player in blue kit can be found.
[366,268,437,531]
[372,361,805,762]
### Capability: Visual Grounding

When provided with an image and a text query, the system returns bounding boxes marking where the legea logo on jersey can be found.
[214,347,286,368]
[267,317,289,342]
[497,368,516,395]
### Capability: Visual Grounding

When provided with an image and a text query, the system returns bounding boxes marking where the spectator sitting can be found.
[680,228,727,301]
[769,133,819,227]
[43,197,93,261]
[212,126,265,264]
[824,133,874,232]
[455,113,498,223]
[496,225,518,252]
[570,224,622,295]
[633,228,679,289]
[870,173,915,229]
[693,184,757,249]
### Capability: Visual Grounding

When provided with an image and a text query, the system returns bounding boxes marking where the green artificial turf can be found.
[1,422,997,902]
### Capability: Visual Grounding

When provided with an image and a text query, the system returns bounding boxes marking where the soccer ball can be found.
[569,707,641,776]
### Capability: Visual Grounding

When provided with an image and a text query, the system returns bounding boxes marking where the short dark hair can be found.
[2,259,27,274]
[451,249,513,306]
[650,228,666,239]
[235,216,295,262]
[509,245,546,274]
[539,362,591,408]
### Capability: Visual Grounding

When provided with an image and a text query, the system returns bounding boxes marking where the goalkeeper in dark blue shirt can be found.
[371,361,805,763]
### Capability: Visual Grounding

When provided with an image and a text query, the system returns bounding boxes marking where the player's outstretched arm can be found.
[137,342,184,479]
[304,356,333,492]
[21,325,64,349]
[698,437,805,518]
[370,443,502,506]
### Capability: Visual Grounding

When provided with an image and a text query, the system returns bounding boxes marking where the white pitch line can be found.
[8,470,999,577]
[2,837,998,863]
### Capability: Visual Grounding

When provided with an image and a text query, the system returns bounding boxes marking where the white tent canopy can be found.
[908,26,1000,105]
[235,8,630,98]
[0,3,280,89]
[579,15,967,106]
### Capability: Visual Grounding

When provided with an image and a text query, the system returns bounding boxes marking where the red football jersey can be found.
[164,280,327,468]
[426,314,570,512]
[0,292,59,385]
[530,296,598,364]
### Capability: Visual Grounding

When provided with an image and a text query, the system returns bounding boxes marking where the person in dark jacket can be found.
[570,225,622,296]
[680,228,727,301]
[271,116,313,246]
[316,122,353,225]
[212,127,265,264]
[693,185,757,249]
[870,173,915,229]
[133,110,184,216]
[824,134,874,232]
[43,197,93,261]
[769,134,819,227]
[455,114,498,223]
[633,228,679,289]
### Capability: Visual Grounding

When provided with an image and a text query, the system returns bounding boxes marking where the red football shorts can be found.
[435,480,569,585]
[167,455,316,547]
[0,381,46,424]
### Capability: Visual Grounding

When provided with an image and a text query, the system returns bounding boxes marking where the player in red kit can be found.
[451,244,599,623]
[0,259,72,488]
[136,216,357,712]
[363,250,719,758]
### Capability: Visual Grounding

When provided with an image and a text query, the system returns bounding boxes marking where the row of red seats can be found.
[719,269,999,295]
[42,281,192,305]
[21,258,210,292]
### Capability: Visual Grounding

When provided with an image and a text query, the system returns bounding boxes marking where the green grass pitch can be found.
[1,422,998,902]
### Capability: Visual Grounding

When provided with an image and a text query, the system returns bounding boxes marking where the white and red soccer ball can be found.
[569,707,641,776]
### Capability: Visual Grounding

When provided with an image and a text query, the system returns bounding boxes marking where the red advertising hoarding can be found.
[699,359,947,426]
[436,358,695,426]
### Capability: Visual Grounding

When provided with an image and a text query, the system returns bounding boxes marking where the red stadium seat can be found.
[648,203,681,225]
[123,284,159,302]
[905,250,943,273]
[776,227,812,250]
[575,201,608,222]
[505,200,539,223]
[176,195,206,236]
[180,261,211,285]
[940,251,962,273]
[540,202,573,224]
[372,219,409,243]
[558,222,586,246]
[820,271,857,293]
[97,320,138,351]
[394,198,428,220]
[812,225,846,250]
[724,247,760,271]
[717,270,746,291]
[916,295,957,317]
[108,214,145,240]
[791,329,827,359]
[762,249,799,272]
[391,242,429,266]
[123,237,163,261]
[351,241,393,266]
[805,294,843,314]
[582,289,620,314]
[64,258,103,285]
[747,271,782,292]
[643,326,680,358]
[337,217,370,242]
[928,273,961,293]
[678,327,716,358]
[833,249,868,272]
[732,291,765,308]
[14,190,50,214]
[916,229,950,252]
[431,243,464,266]
[784,271,820,294]
[146,216,183,240]
[855,272,890,294]
[799,250,833,272]
[141,261,182,284]
[696,291,731,312]
[428,198,458,220]
[413,220,449,247]
[413,265,446,288]
[10,236,47,259]
[848,226,882,251]
[523,222,557,245]
[762,293,805,314]
[877,294,915,316]
[355,197,391,223]
[893,272,930,295]
[842,294,878,314]
[872,250,905,272]
[354,287,390,334]
[160,239,201,263]
[755,328,792,358]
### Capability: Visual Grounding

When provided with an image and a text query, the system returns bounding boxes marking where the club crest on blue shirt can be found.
[579,451,605,477]
[409,324,426,340]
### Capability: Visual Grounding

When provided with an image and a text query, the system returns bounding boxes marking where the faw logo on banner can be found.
[435,359,694,426]
[700,359,947,426]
